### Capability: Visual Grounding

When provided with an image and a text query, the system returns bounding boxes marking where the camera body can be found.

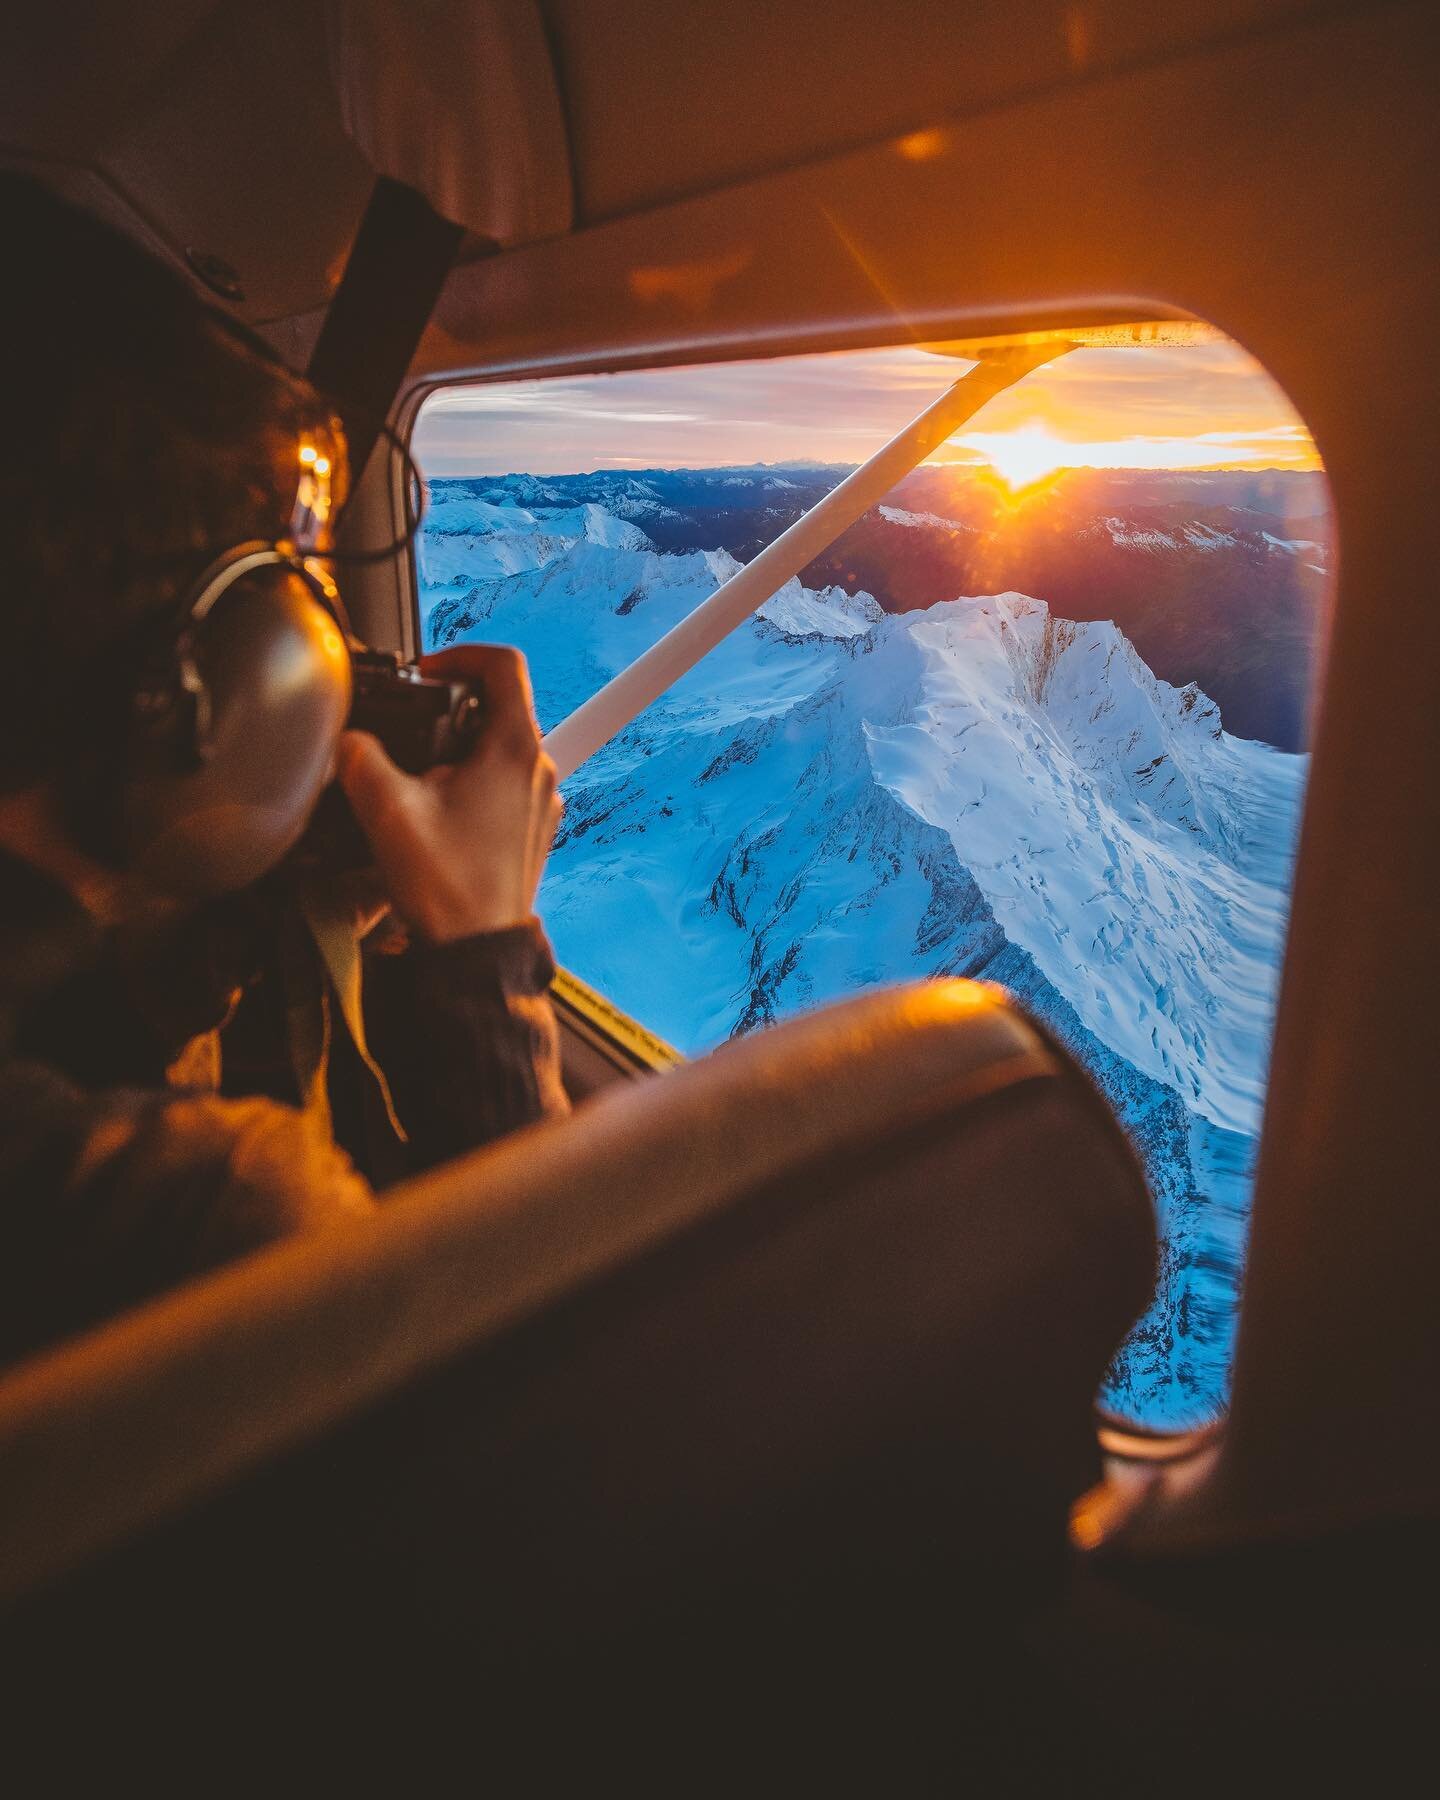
[348,649,484,772]
[296,651,485,868]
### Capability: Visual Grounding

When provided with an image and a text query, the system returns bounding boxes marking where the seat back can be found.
[0,980,1156,1766]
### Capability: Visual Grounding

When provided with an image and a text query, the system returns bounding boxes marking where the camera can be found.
[296,650,485,868]
[347,649,484,772]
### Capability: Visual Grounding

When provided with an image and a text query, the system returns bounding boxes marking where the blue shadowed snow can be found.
[419,484,1307,1428]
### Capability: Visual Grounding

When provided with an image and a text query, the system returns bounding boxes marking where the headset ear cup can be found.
[121,569,352,897]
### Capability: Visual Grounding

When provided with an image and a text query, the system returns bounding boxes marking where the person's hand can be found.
[334,645,561,945]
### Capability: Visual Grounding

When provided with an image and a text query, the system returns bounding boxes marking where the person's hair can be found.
[0,173,340,787]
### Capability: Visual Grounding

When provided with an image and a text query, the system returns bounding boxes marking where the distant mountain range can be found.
[417,470,1320,1426]
[429,465,1329,749]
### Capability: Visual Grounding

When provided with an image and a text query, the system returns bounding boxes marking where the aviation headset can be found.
[94,318,426,900]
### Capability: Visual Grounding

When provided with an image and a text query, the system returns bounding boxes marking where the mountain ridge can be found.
[428,465,1327,747]
[417,486,1311,1426]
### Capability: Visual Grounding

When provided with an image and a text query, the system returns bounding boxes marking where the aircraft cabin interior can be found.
[0,1,1436,1788]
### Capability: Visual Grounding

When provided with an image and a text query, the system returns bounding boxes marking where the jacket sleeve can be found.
[0,1060,375,1368]
[363,917,571,1173]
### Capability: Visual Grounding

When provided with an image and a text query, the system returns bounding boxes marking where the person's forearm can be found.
[364,919,570,1173]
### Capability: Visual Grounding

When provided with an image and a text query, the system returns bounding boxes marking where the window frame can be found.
[392,332,1328,1446]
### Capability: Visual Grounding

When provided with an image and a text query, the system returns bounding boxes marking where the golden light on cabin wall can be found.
[894,126,947,161]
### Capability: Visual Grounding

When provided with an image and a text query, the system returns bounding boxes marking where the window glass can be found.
[413,340,1329,1430]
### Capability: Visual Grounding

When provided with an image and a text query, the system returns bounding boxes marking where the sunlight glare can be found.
[973,423,1074,495]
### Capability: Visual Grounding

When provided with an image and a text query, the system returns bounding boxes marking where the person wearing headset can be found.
[0,176,568,1366]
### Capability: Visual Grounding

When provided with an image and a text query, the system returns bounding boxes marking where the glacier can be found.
[419,487,1308,1428]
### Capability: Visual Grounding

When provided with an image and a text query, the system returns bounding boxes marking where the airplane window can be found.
[412,338,1330,1432]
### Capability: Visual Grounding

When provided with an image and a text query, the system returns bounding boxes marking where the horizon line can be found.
[425,461,1324,482]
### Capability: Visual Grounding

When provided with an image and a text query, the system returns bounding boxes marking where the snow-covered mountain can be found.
[419,485,1310,1428]
[442,465,1329,750]
[806,466,1331,752]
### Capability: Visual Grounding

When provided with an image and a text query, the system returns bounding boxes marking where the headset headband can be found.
[136,539,351,774]
[173,540,349,635]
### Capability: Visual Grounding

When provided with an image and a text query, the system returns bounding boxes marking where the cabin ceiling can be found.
[1,0,1360,330]
[538,0,1337,222]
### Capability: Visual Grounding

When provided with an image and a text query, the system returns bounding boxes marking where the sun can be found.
[973,423,1074,496]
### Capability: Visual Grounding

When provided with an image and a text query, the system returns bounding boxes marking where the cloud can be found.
[413,339,1320,476]
[423,387,700,425]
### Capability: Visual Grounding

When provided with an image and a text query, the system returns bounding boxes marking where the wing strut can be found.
[542,339,1073,780]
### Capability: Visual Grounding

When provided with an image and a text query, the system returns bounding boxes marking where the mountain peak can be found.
[416,484,1311,1426]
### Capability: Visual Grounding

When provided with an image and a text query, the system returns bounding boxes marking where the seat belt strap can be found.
[307,174,465,482]
[295,176,460,1159]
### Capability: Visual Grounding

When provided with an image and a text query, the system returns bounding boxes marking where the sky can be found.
[413,338,1321,479]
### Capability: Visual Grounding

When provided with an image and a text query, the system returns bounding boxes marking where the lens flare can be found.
[972,423,1074,496]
